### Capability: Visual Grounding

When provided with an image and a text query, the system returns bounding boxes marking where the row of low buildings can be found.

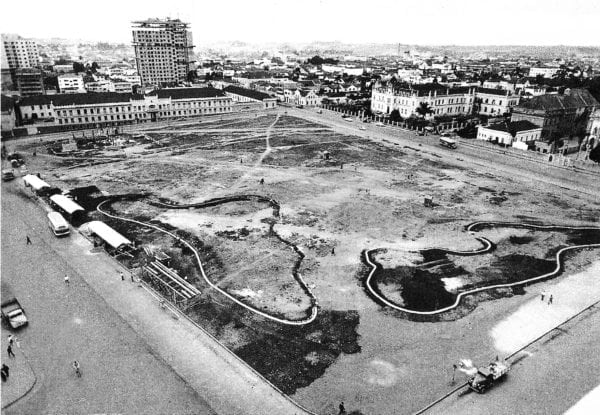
[2,85,277,133]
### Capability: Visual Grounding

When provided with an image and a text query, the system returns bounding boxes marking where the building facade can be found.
[529,66,560,78]
[1,34,40,70]
[223,85,277,109]
[58,74,85,93]
[18,87,232,129]
[15,68,45,97]
[475,88,520,117]
[511,88,599,140]
[477,120,542,148]
[371,81,475,118]
[132,18,194,86]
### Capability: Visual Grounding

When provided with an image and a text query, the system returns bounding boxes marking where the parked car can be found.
[2,170,15,181]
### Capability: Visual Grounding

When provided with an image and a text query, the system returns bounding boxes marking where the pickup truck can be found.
[1,283,28,329]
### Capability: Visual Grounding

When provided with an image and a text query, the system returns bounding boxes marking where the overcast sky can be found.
[1,0,599,46]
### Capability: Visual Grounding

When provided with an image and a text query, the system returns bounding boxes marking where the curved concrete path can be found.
[97,199,319,326]
[364,222,600,315]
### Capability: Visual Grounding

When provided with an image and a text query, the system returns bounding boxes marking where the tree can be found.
[416,102,433,118]
[589,144,600,164]
[73,62,85,73]
[43,75,59,90]
[389,109,403,122]
[308,55,324,65]
[187,70,198,83]
[91,62,99,73]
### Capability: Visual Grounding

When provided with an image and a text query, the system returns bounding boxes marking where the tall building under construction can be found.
[132,18,194,87]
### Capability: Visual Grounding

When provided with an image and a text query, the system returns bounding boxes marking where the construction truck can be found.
[468,360,510,393]
[1,282,28,329]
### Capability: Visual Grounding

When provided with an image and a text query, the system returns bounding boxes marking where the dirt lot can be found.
[12,112,600,414]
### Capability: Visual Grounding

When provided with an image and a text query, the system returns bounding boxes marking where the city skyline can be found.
[1,0,600,47]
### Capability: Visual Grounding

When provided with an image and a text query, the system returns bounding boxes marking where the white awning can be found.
[49,194,85,215]
[85,221,132,249]
[23,174,50,191]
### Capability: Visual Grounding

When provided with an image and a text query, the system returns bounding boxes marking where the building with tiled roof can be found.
[371,80,475,118]
[223,85,277,109]
[18,88,232,129]
[511,88,599,140]
[477,120,542,148]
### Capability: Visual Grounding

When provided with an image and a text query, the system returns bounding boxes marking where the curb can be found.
[1,346,38,411]
[364,222,600,315]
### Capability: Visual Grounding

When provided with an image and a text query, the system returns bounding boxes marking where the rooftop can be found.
[223,85,272,101]
[20,92,143,107]
[484,120,541,135]
[150,87,227,100]
[516,89,598,112]
[477,87,511,96]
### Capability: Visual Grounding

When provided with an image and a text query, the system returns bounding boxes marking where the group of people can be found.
[541,291,554,305]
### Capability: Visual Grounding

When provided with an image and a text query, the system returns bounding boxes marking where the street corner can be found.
[1,340,37,410]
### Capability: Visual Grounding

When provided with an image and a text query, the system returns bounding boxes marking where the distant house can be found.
[58,74,85,94]
[477,120,542,149]
[223,85,277,109]
[293,89,320,107]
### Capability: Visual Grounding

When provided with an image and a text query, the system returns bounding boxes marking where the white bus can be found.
[439,136,458,149]
[47,212,70,237]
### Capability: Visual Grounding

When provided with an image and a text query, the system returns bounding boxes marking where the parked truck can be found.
[468,360,510,393]
[1,282,28,329]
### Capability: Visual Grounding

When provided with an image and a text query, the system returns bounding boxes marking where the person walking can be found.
[64,275,70,285]
[26,235,32,245]
[331,247,335,255]
[120,272,125,281]
[338,401,346,414]
[548,295,553,305]
[7,344,15,358]
[72,360,82,377]
[1,364,8,381]
[541,291,546,301]
[130,273,135,282]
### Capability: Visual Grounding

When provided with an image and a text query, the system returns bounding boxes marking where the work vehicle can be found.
[439,136,458,149]
[359,126,366,130]
[7,153,25,168]
[316,109,323,114]
[1,283,28,329]
[375,122,385,127]
[468,361,510,393]
[2,170,15,181]
[48,211,70,236]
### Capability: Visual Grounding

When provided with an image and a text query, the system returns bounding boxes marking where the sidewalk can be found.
[490,260,600,355]
[57,230,312,415]
[1,328,36,410]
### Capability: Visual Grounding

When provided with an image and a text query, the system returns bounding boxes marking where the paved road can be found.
[1,183,215,414]
[427,304,600,415]
[289,108,600,197]
[1,181,314,415]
